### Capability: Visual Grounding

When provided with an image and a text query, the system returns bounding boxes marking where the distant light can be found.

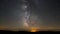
[29,27,38,32]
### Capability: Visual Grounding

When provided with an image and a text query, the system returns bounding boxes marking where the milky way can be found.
[21,0,39,28]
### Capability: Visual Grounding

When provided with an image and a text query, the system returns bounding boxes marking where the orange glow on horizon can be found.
[30,27,38,32]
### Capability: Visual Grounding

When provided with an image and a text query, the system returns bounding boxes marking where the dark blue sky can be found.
[0,0,60,28]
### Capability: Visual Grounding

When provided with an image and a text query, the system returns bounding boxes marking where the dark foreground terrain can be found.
[0,30,59,33]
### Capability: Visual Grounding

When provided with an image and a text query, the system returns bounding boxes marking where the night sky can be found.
[0,0,60,30]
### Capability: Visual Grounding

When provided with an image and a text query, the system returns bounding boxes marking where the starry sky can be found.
[0,0,60,30]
